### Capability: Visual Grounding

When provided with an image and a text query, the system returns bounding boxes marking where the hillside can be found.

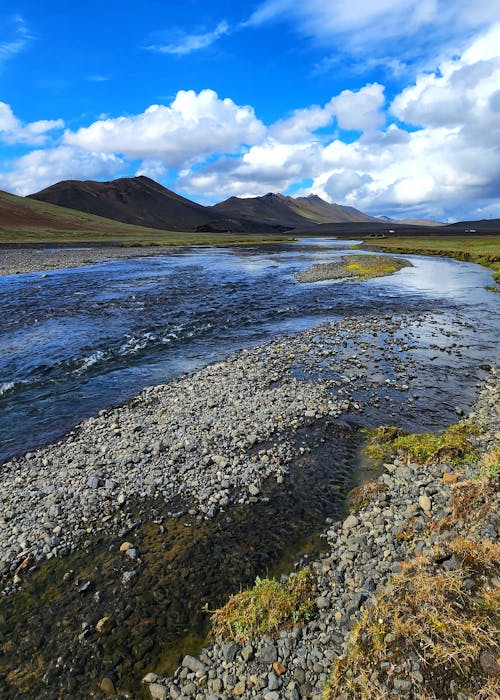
[0,188,178,241]
[212,192,377,226]
[27,177,289,234]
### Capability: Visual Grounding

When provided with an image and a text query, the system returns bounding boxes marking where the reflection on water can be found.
[0,238,498,463]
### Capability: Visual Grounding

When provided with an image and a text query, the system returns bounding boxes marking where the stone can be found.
[148,683,168,700]
[233,680,246,695]
[96,616,115,634]
[315,596,330,609]
[222,641,239,662]
[241,644,254,662]
[342,514,359,531]
[418,494,431,514]
[273,661,286,675]
[443,472,459,484]
[258,644,278,664]
[99,677,116,695]
[119,541,134,552]
[479,650,500,677]
[142,673,160,683]
[181,655,207,675]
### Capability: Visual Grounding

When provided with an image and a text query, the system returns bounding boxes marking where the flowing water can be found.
[0,238,498,464]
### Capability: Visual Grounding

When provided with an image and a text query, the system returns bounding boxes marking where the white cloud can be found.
[244,1,500,74]
[331,84,386,131]
[64,89,265,168]
[0,15,31,71]
[0,101,64,145]
[0,146,124,195]
[147,21,229,56]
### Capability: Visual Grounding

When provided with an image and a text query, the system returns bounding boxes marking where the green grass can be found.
[360,235,500,290]
[365,422,480,466]
[210,569,317,642]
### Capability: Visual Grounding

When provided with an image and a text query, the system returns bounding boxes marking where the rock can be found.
[99,677,116,695]
[119,541,134,553]
[418,494,431,514]
[342,514,359,531]
[273,661,286,675]
[443,472,459,484]
[241,644,254,661]
[315,596,330,609]
[233,680,246,695]
[96,616,115,634]
[142,672,160,683]
[222,641,239,662]
[148,683,168,700]
[479,650,500,677]
[182,655,207,675]
[258,644,278,664]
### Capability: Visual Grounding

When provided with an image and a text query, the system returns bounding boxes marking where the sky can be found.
[0,1,500,222]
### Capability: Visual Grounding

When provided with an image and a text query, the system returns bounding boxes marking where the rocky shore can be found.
[0,312,431,584]
[144,369,499,700]
[0,245,179,276]
[1,311,497,699]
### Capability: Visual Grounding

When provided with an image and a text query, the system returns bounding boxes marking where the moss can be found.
[295,255,412,283]
[365,421,480,466]
[323,540,500,700]
[210,568,317,642]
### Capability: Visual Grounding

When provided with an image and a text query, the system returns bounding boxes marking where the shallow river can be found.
[0,238,498,464]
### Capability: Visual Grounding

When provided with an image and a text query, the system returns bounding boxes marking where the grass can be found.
[348,481,388,512]
[365,422,480,466]
[359,235,500,290]
[210,569,317,642]
[323,539,500,700]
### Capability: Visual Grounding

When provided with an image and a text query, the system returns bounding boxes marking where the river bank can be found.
[0,244,203,276]
[1,306,496,698]
[146,368,500,700]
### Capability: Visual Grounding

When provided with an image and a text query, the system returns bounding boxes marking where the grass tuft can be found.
[348,481,388,512]
[210,569,317,642]
[365,422,480,465]
[323,540,500,700]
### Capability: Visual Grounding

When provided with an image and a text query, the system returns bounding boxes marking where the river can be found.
[0,238,498,464]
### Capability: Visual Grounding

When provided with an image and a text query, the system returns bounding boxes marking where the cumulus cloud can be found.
[147,21,229,56]
[0,101,64,145]
[0,146,124,195]
[64,89,266,168]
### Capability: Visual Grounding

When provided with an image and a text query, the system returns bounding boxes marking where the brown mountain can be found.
[212,192,378,226]
[0,188,177,241]
[28,176,214,232]
[27,176,290,233]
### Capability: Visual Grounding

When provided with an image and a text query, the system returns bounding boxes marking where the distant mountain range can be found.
[28,176,380,233]
[0,175,495,243]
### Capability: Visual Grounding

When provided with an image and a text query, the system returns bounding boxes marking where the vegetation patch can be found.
[365,421,480,465]
[210,569,317,642]
[360,235,500,291]
[295,254,412,283]
[323,540,500,700]
[348,481,388,512]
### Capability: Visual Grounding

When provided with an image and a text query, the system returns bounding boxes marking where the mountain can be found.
[212,192,377,226]
[377,215,443,227]
[0,188,177,241]
[27,176,290,234]
[28,176,213,232]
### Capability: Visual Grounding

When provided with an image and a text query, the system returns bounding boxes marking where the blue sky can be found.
[1,1,499,221]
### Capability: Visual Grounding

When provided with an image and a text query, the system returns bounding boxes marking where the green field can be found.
[359,235,500,288]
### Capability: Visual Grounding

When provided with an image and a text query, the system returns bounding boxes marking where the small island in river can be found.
[295,254,413,283]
